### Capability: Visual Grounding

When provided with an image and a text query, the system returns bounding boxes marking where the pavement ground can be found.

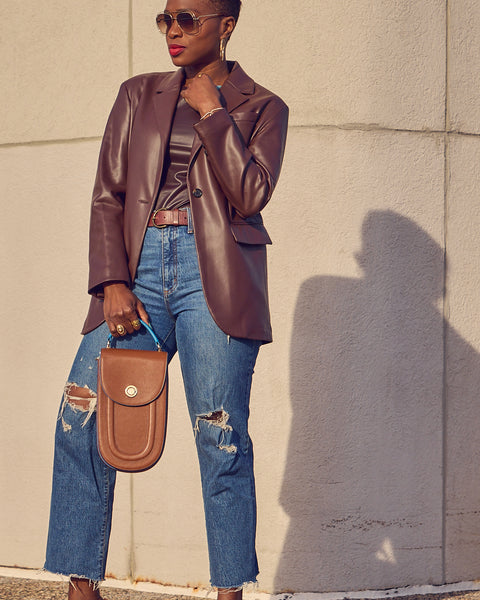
[3,571,480,600]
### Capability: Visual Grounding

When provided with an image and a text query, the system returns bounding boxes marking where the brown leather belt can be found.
[148,209,189,228]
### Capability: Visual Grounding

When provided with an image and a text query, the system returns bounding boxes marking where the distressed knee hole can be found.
[60,383,97,432]
[65,384,96,409]
[194,409,237,454]
[198,410,232,429]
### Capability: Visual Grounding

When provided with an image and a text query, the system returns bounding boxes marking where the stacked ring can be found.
[131,319,141,329]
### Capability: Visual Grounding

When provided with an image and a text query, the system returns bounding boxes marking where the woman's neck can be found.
[184,59,230,86]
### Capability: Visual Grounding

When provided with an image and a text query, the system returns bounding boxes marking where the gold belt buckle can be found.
[152,208,168,228]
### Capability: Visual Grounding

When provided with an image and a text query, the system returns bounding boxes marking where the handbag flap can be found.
[98,347,167,407]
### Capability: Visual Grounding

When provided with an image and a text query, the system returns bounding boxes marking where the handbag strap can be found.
[107,319,162,350]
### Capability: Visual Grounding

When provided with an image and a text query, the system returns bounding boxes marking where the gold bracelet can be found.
[200,107,224,120]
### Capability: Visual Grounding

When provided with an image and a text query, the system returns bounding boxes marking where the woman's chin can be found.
[170,55,189,68]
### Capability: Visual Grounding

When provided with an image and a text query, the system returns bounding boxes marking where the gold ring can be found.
[116,324,126,335]
[131,319,141,329]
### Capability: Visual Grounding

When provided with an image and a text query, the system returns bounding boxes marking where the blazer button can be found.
[192,188,203,198]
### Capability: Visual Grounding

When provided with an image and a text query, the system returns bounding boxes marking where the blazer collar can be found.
[153,68,184,136]
[153,62,255,168]
[151,69,184,202]
[155,68,185,93]
[154,61,255,113]
[220,62,255,113]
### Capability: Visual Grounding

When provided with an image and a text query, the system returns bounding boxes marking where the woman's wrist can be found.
[197,99,223,119]
[103,281,128,295]
[200,107,224,120]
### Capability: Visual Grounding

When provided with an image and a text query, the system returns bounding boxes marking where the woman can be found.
[44,1,288,598]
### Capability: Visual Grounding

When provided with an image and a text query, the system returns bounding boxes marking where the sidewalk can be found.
[0,575,196,600]
[3,568,480,600]
[0,568,205,600]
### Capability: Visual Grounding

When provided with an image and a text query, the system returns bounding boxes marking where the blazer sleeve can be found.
[87,82,132,297]
[193,96,289,218]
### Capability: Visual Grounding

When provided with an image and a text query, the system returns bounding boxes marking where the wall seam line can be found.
[278,125,480,136]
[2,129,480,151]
[442,136,449,585]
[441,0,450,585]
[128,0,133,79]
[0,137,103,149]
[128,0,137,584]
[310,124,448,135]
[129,473,136,583]
[128,0,136,585]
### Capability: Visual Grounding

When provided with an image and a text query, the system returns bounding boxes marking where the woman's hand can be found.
[181,73,223,117]
[103,282,149,337]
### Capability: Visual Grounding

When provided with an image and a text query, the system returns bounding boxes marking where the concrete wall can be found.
[1,0,480,594]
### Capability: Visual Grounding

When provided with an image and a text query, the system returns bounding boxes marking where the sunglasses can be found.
[156,10,224,35]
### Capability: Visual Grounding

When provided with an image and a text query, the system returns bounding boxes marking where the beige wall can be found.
[1,0,480,594]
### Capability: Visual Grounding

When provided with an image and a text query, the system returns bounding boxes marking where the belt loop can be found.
[187,207,194,234]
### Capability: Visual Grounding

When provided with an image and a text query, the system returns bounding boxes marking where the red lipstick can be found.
[169,45,185,56]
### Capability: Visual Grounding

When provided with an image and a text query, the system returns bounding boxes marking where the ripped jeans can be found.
[44,222,261,588]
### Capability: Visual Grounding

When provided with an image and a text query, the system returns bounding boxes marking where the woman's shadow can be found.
[275,210,480,592]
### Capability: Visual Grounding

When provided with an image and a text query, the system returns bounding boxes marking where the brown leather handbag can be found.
[97,320,168,472]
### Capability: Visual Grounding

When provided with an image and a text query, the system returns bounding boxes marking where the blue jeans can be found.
[45,219,260,588]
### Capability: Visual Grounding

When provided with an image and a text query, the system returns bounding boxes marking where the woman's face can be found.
[163,0,229,70]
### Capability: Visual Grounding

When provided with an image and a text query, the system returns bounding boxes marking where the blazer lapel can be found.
[189,62,256,160]
[152,69,184,196]
[220,62,255,113]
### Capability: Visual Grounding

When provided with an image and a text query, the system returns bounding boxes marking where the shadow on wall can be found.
[275,210,480,593]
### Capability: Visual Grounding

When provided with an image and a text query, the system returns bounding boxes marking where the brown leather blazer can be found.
[82,62,288,342]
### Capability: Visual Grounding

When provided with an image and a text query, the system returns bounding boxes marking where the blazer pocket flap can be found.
[230,222,272,245]
[231,113,259,142]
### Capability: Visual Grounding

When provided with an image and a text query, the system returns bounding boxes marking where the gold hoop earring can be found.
[220,38,227,62]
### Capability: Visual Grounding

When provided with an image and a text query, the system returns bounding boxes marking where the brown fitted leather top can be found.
[154,96,198,211]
